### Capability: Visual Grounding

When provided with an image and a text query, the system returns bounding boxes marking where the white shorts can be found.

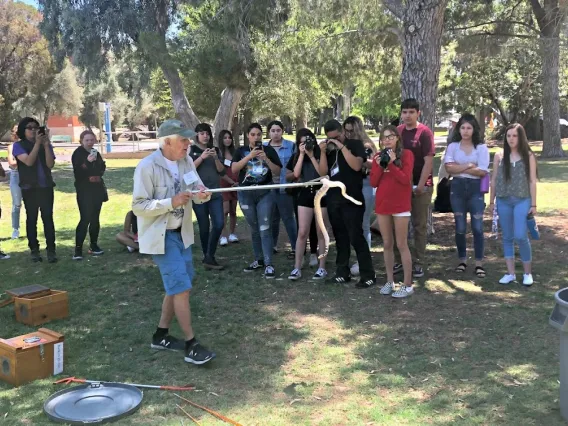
[393,212,411,217]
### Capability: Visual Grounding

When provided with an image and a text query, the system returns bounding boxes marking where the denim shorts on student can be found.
[152,230,194,296]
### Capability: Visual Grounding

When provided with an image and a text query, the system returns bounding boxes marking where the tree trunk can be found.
[240,108,253,146]
[540,36,564,157]
[399,0,448,129]
[476,107,486,140]
[281,115,293,134]
[213,86,244,145]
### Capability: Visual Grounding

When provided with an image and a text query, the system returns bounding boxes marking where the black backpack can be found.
[434,177,452,213]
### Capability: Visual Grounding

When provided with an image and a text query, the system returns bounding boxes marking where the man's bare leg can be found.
[172,291,194,341]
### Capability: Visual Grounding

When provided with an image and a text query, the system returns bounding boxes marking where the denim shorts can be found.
[152,230,194,296]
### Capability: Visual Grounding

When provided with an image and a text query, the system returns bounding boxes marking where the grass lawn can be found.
[0,155,567,425]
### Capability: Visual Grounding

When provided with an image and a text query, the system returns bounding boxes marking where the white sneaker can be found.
[229,234,239,243]
[499,274,516,285]
[350,262,360,277]
[219,236,228,246]
[380,282,394,295]
[11,229,19,239]
[288,268,301,280]
[309,254,318,267]
[312,268,327,280]
[392,285,414,298]
[127,246,135,253]
[523,274,533,286]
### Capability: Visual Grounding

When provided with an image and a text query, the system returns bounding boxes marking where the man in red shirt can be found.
[396,99,435,277]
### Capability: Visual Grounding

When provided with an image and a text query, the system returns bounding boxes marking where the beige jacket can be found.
[132,149,210,255]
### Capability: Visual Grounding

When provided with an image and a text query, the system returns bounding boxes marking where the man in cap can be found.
[132,119,215,365]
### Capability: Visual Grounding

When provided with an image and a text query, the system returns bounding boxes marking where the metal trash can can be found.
[549,287,568,422]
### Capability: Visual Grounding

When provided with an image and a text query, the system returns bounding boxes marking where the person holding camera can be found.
[370,126,415,298]
[232,123,282,278]
[285,129,328,280]
[71,130,107,260]
[319,119,376,287]
[189,123,226,270]
[12,117,57,263]
[267,120,297,255]
[8,125,22,239]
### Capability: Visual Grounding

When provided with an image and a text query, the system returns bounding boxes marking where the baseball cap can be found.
[157,119,196,139]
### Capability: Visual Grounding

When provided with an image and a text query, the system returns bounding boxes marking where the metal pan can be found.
[44,382,143,424]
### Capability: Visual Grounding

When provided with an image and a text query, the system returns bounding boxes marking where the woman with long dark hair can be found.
[370,125,414,298]
[232,123,282,278]
[72,130,107,260]
[489,123,538,286]
[189,123,226,270]
[285,128,327,280]
[218,130,239,245]
[444,113,490,278]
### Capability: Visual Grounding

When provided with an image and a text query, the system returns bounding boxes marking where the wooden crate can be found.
[14,290,69,326]
[0,328,65,387]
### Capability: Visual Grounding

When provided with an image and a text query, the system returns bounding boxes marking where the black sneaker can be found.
[31,249,43,263]
[244,260,265,272]
[273,247,279,254]
[413,266,425,278]
[151,334,185,351]
[356,276,377,288]
[47,250,58,264]
[72,247,83,261]
[328,275,351,284]
[0,251,10,260]
[287,250,296,259]
[393,263,403,274]
[203,257,224,270]
[89,244,104,256]
[184,341,216,365]
[264,265,276,279]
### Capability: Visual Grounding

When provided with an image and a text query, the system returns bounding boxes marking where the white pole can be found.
[188,179,324,194]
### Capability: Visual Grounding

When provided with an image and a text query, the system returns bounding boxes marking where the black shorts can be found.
[297,187,327,209]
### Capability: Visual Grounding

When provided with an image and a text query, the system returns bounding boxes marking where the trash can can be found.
[549,287,568,422]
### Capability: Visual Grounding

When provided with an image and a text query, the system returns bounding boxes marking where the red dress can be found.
[220,161,239,202]
[369,149,414,215]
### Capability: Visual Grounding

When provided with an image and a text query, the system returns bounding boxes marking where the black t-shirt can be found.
[286,146,322,183]
[232,144,282,186]
[188,145,223,199]
[325,138,366,203]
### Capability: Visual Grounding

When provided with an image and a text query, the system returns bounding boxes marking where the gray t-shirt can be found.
[189,145,223,200]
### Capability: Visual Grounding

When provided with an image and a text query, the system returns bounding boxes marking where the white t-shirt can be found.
[444,142,490,179]
[163,158,184,229]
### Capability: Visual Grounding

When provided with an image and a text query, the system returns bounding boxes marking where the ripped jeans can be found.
[238,189,274,265]
[450,178,485,261]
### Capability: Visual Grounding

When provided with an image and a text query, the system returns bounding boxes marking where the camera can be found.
[38,126,46,136]
[379,149,391,169]
[304,135,316,151]
[365,147,374,159]
[254,140,263,150]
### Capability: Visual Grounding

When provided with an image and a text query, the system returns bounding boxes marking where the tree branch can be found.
[448,20,538,33]
[528,0,546,28]
[382,0,403,21]
[465,31,540,39]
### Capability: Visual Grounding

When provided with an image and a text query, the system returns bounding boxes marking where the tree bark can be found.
[399,0,448,129]
[281,115,293,134]
[159,59,200,129]
[213,86,244,145]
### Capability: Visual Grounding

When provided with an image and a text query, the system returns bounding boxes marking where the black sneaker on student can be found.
[413,266,425,278]
[328,275,351,284]
[72,247,83,261]
[203,257,224,270]
[244,259,265,272]
[89,244,104,256]
[31,249,42,263]
[184,341,216,365]
[151,334,185,351]
[47,250,58,264]
[356,276,377,289]
[0,251,10,260]
[264,265,276,279]
[393,263,403,274]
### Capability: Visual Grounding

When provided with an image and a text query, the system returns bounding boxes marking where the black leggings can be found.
[75,189,103,247]
[293,195,318,254]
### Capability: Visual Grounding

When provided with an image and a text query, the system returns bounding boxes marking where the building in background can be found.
[46,115,87,142]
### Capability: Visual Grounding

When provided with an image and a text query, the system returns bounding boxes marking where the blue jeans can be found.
[450,178,485,261]
[152,230,194,295]
[271,190,297,250]
[496,196,532,263]
[192,196,224,260]
[239,189,274,265]
[362,178,375,248]
[10,170,22,230]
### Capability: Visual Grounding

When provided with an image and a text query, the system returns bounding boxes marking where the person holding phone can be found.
[71,130,107,260]
[7,125,22,239]
[218,130,239,245]
[232,123,282,278]
[12,117,57,263]
[0,165,9,259]
[189,123,226,270]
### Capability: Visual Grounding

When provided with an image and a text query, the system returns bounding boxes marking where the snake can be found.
[313,177,363,259]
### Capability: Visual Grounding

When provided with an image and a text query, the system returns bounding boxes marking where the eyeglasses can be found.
[25,126,39,130]
[381,134,397,141]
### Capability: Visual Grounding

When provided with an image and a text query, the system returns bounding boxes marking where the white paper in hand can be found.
[183,171,199,186]
[224,159,232,167]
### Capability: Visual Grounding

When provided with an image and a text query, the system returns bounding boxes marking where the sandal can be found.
[475,266,486,278]
[455,263,467,273]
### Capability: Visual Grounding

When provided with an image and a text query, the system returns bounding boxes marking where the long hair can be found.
[450,113,484,148]
[195,123,214,149]
[293,128,321,163]
[503,123,536,182]
[379,125,403,167]
[343,116,371,143]
[218,130,235,157]
[16,117,40,140]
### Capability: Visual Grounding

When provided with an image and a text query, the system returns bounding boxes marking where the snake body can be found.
[313,177,363,259]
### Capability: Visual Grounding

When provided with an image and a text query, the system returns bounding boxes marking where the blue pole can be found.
[105,103,112,153]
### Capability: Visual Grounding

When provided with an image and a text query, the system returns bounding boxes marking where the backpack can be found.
[434,177,453,213]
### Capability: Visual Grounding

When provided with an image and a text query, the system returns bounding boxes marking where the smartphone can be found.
[254,140,263,150]
[38,126,46,136]
[90,148,98,157]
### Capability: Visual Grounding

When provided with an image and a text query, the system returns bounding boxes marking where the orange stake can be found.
[177,404,202,426]
[174,393,242,426]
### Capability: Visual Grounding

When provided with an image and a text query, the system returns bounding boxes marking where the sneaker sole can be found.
[204,264,224,270]
[392,293,413,298]
[89,252,104,256]
[312,275,327,280]
[1,256,11,260]
[265,275,275,279]
[288,276,301,280]
[413,272,424,278]
[184,354,216,365]
[150,344,182,352]
[244,268,262,272]
[72,256,83,261]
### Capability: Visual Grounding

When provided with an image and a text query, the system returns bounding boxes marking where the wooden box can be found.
[14,289,69,326]
[0,328,64,387]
